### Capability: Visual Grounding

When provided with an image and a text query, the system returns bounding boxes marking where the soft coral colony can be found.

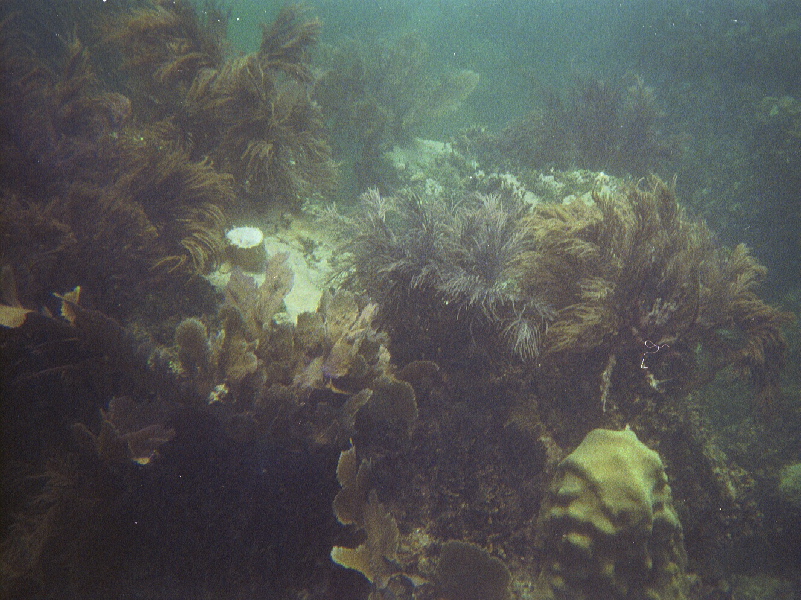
[331,177,791,413]
[321,176,795,598]
[0,3,341,592]
[520,177,792,413]
[1,0,336,316]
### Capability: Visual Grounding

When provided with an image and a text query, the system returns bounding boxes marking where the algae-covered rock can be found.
[778,463,801,508]
[435,540,510,600]
[536,427,688,600]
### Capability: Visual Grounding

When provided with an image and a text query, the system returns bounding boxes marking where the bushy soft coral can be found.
[326,188,553,362]
[517,177,793,411]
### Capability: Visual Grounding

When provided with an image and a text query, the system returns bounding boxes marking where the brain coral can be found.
[535,427,688,600]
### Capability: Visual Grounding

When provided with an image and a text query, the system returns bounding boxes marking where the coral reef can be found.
[2,167,796,599]
[72,396,175,466]
[535,427,688,600]
[331,489,400,589]
[0,12,128,192]
[101,0,338,202]
[112,126,234,274]
[315,170,794,598]
[753,95,801,186]
[327,176,790,415]
[0,266,32,328]
[1,404,343,599]
[0,173,230,317]
[1,1,799,597]
[1,1,338,320]
[0,257,405,597]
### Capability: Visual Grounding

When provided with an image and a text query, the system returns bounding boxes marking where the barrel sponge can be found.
[536,427,688,600]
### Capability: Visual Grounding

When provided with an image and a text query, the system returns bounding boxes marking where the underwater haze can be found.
[1,1,800,599]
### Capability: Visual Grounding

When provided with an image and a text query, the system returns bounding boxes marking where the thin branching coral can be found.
[101,2,336,204]
[187,60,337,201]
[0,28,129,193]
[444,193,555,359]
[102,0,228,119]
[517,177,792,411]
[258,4,321,82]
[2,161,227,316]
[183,5,337,202]
[326,189,553,362]
[112,127,234,274]
[0,9,233,316]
